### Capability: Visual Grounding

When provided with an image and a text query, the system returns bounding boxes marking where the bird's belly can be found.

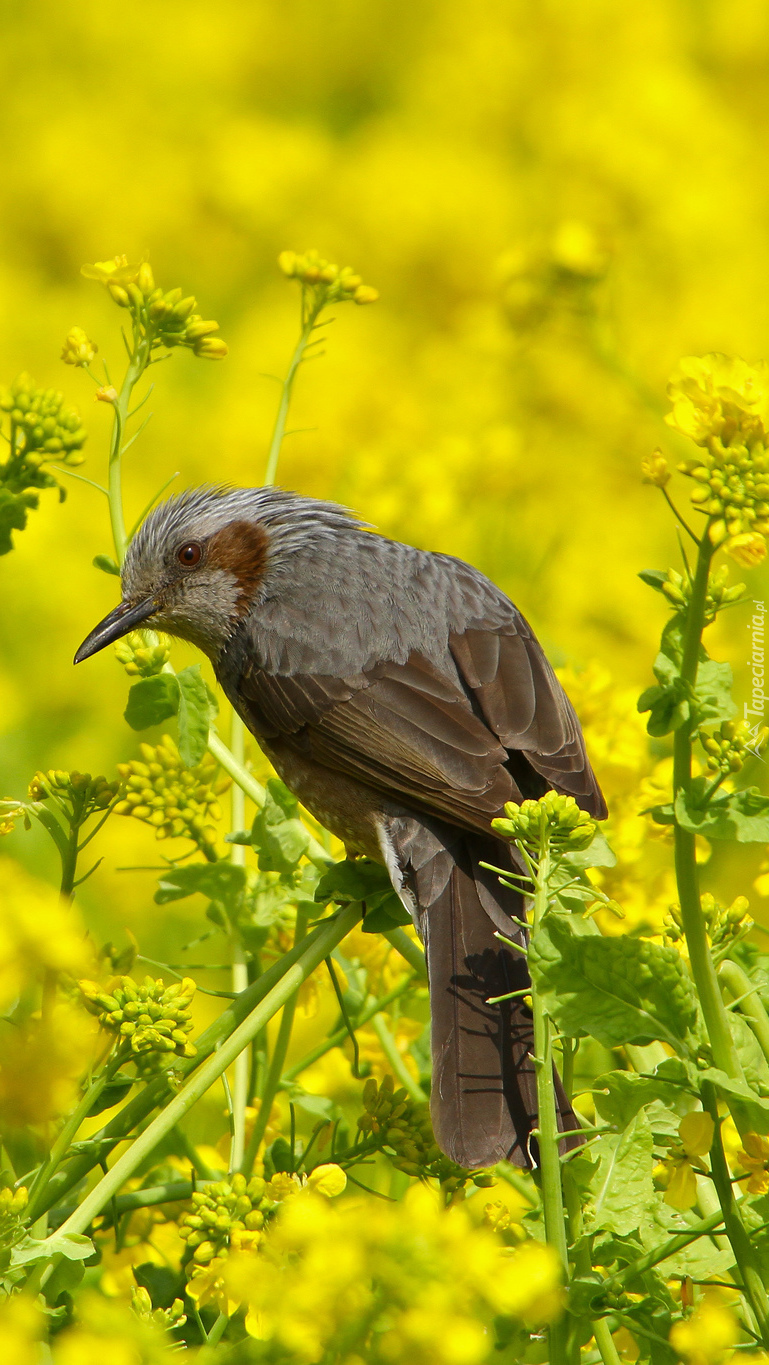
[258,737,388,862]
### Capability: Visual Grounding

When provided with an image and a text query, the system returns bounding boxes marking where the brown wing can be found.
[236,617,606,834]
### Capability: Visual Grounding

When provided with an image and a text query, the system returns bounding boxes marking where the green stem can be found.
[263,301,319,488]
[26,1051,124,1211]
[530,846,570,1365]
[703,1080,769,1347]
[672,531,743,1082]
[719,959,769,1070]
[240,906,311,1173]
[592,1319,623,1365]
[46,904,361,1243]
[228,713,249,1173]
[563,1163,591,1365]
[108,331,151,563]
[202,1311,229,1350]
[370,1013,427,1103]
[50,1180,199,1226]
[26,910,360,1223]
[280,976,416,1083]
[206,729,332,870]
[383,927,427,978]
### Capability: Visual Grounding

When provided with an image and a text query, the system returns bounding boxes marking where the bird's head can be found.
[73,485,358,665]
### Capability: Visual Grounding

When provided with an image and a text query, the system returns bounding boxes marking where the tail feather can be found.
[385,815,582,1169]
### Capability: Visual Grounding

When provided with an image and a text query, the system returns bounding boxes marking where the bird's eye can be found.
[178,542,203,567]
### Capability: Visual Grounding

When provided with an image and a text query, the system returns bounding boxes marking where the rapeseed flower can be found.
[659,1111,715,1211]
[667,354,769,553]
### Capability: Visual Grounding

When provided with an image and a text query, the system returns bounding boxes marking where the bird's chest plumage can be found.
[257,734,389,862]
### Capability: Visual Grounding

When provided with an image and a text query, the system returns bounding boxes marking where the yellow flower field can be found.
[4,3,769,1361]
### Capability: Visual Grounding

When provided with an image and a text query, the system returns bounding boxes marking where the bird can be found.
[75,485,606,1170]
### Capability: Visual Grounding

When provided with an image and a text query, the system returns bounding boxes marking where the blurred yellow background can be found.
[3,0,769,942]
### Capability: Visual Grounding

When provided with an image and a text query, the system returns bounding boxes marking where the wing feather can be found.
[236,607,605,831]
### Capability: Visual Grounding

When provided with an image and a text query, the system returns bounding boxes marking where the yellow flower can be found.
[726,531,767,567]
[662,1111,714,1210]
[666,353,769,447]
[679,1111,715,1157]
[53,1290,178,1364]
[223,1185,561,1362]
[669,1297,739,1365]
[641,448,671,488]
[306,1163,347,1197]
[0,860,93,1008]
[735,1132,769,1195]
[0,1002,98,1128]
[0,1295,42,1365]
[61,326,98,367]
[81,256,141,286]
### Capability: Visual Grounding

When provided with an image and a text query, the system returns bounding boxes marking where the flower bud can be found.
[184,319,219,340]
[193,336,229,360]
[138,262,155,296]
[61,326,98,367]
[278,250,298,277]
[641,449,670,488]
[107,283,130,307]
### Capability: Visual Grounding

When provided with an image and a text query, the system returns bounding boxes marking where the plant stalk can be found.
[672,531,743,1082]
[719,959,769,1070]
[240,905,310,1173]
[702,1080,769,1347]
[48,903,361,1243]
[369,1013,427,1102]
[206,729,332,870]
[531,845,570,1365]
[229,712,249,1172]
[280,976,416,1083]
[26,910,360,1222]
[263,301,319,488]
[108,331,151,564]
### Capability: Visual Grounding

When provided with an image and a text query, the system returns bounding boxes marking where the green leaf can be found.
[674,782,769,842]
[528,916,699,1052]
[315,858,390,905]
[93,553,121,576]
[283,1084,336,1120]
[251,779,309,874]
[638,570,668,592]
[698,1067,769,1133]
[637,680,690,737]
[176,665,212,767]
[0,487,36,555]
[562,831,616,870]
[314,856,408,933]
[695,658,737,726]
[87,1076,134,1116]
[589,1112,655,1235]
[638,1203,735,1281]
[731,1011,769,1092]
[361,897,412,933]
[593,1059,694,1129]
[648,803,675,825]
[11,1231,94,1267]
[124,674,180,731]
[154,862,247,906]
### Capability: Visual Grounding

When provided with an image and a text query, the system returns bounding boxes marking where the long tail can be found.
[386,815,581,1169]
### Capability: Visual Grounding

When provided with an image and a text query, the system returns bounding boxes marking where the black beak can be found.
[74,596,158,664]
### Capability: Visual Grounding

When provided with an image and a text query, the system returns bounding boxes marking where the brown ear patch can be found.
[207,520,269,614]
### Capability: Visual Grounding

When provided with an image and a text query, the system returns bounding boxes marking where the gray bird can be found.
[75,486,606,1169]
